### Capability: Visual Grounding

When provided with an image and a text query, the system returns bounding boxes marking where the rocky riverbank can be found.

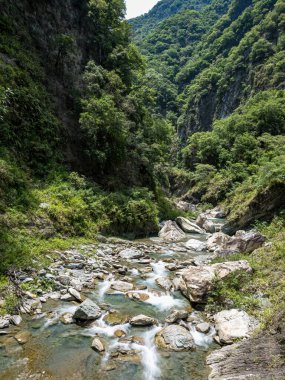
[0,210,277,380]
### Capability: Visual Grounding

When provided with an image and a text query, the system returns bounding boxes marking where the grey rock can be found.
[179,261,252,303]
[119,248,144,260]
[130,314,157,326]
[176,217,205,234]
[156,325,194,351]
[155,277,173,291]
[73,299,102,321]
[68,288,82,302]
[185,239,207,252]
[196,322,211,334]
[214,309,258,344]
[158,221,186,242]
[165,310,189,323]
[10,315,22,326]
[91,336,105,352]
[0,318,9,329]
[111,281,133,292]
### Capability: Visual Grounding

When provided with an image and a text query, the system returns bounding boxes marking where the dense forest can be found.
[0,0,285,378]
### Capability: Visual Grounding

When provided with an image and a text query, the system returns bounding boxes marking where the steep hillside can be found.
[129,0,212,42]
[0,0,176,273]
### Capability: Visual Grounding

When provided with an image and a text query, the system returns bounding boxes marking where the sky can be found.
[125,0,160,19]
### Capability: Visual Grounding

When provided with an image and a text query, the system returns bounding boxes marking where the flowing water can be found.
[0,235,217,380]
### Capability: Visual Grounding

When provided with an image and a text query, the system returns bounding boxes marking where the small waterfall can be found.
[98,273,114,299]
[189,325,216,348]
[133,326,162,380]
[83,313,130,337]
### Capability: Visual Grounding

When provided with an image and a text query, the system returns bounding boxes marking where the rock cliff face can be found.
[207,310,285,380]
[1,0,92,168]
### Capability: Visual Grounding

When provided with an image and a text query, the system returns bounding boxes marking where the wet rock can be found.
[158,221,186,242]
[165,310,189,323]
[118,248,144,260]
[0,318,9,329]
[114,329,126,338]
[155,277,173,291]
[14,331,31,345]
[179,261,252,303]
[176,217,205,234]
[73,298,102,321]
[10,315,22,326]
[185,239,207,252]
[60,293,76,301]
[103,312,129,326]
[126,292,150,302]
[91,336,105,352]
[111,281,133,292]
[130,314,157,326]
[68,288,82,302]
[214,309,258,344]
[60,312,74,325]
[196,322,211,334]
[155,325,194,351]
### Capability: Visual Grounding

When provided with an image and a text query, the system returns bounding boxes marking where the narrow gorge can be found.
[0,0,285,379]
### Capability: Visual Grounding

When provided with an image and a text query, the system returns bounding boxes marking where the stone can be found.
[60,293,76,301]
[155,277,173,291]
[224,231,266,254]
[185,239,207,252]
[91,337,105,352]
[213,309,258,344]
[114,329,126,338]
[0,318,9,329]
[60,312,74,325]
[165,310,189,323]
[207,232,231,252]
[103,312,128,326]
[179,261,252,303]
[174,201,196,212]
[158,221,186,242]
[73,299,102,321]
[202,220,217,233]
[126,292,150,302]
[68,288,82,302]
[176,217,205,234]
[196,322,211,334]
[10,315,22,326]
[130,314,157,326]
[14,331,31,345]
[111,281,133,292]
[58,275,70,285]
[155,325,194,351]
[118,249,144,260]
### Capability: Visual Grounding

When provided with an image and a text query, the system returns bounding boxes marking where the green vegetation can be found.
[207,216,285,326]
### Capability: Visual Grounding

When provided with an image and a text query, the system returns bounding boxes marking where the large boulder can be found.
[176,217,205,234]
[119,248,144,260]
[179,261,252,303]
[224,231,266,253]
[155,325,194,351]
[110,281,133,292]
[130,314,157,326]
[158,221,186,242]
[185,239,207,252]
[214,309,258,344]
[73,299,102,321]
[207,232,231,252]
[155,277,173,291]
